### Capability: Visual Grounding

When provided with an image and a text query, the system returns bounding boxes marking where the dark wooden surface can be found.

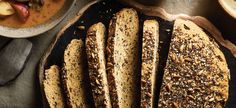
[0,0,236,107]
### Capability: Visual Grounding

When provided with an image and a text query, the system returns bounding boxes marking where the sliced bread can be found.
[86,22,112,108]
[141,20,159,108]
[106,8,140,108]
[158,19,230,108]
[62,39,90,108]
[43,65,65,108]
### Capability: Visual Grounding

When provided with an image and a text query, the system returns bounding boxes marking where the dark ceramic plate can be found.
[0,0,76,38]
[39,0,236,107]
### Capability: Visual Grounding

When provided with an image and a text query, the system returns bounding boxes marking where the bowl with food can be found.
[0,0,76,38]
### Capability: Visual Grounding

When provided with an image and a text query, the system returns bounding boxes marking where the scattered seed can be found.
[78,26,85,30]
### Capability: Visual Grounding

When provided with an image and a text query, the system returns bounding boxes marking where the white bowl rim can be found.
[219,0,236,19]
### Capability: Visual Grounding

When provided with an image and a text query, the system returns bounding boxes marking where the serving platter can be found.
[0,0,76,38]
[39,0,236,107]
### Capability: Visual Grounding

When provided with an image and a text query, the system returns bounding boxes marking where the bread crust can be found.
[141,20,159,108]
[62,39,90,108]
[43,65,65,108]
[86,22,112,108]
[158,19,230,108]
[106,8,140,108]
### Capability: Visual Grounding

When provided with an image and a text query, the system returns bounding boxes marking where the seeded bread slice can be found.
[106,8,140,108]
[140,20,159,108]
[158,19,230,108]
[43,65,65,108]
[86,22,112,108]
[62,39,90,108]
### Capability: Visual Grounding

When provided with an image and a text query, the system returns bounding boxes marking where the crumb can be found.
[78,26,85,30]
[166,29,171,32]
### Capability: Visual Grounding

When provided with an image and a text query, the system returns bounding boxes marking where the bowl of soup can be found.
[0,0,76,38]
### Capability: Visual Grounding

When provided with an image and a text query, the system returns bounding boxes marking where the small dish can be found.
[0,0,76,38]
[219,0,236,19]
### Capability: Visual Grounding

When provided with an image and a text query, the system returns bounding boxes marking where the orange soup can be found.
[0,0,65,28]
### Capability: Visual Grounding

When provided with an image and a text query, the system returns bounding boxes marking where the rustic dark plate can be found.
[39,0,236,107]
[0,0,76,38]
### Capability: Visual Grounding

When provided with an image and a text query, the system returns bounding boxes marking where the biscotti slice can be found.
[140,20,159,108]
[43,65,65,108]
[158,19,230,108]
[106,8,139,108]
[86,22,112,108]
[63,39,90,108]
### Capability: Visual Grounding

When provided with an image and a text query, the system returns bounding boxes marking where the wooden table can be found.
[0,0,235,107]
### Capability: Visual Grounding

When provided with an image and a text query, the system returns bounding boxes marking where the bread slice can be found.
[106,8,140,108]
[62,39,90,108]
[86,22,112,108]
[43,65,65,108]
[141,20,159,108]
[158,19,230,108]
